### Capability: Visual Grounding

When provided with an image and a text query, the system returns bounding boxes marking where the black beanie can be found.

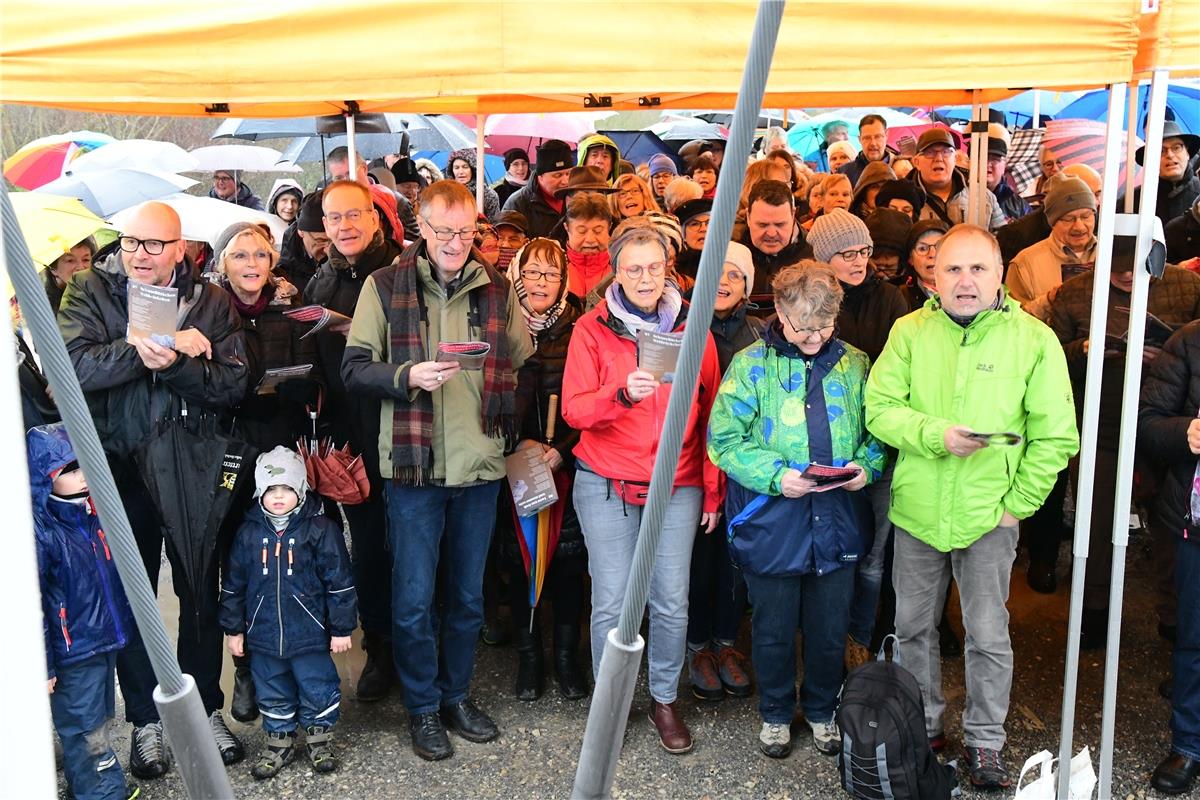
[504,148,530,170]
[535,140,574,175]
[297,191,325,233]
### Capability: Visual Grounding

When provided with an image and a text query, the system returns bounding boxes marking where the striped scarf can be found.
[388,242,517,485]
[505,251,569,339]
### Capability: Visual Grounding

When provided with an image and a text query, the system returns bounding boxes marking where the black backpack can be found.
[836,636,958,799]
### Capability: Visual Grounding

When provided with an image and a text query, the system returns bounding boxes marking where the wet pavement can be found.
[65,527,1198,799]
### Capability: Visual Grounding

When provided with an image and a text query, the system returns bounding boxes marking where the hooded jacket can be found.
[30,424,135,678]
[838,150,894,188]
[219,494,357,658]
[447,148,502,221]
[710,304,766,374]
[576,134,621,186]
[908,167,1006,231]
[267,179,303,218]
[209,181,266,212]
[865,294,1079,551]
[58,252,248,462]
[561,298,723,513]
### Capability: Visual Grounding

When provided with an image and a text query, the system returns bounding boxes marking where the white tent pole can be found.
[1054,80,1128,800]
[1096,67,1169,798]
[476,114,487,211]
[1032,89,1041,128]
[346,113,358,181]
[968,91,981,225]
[1124,80,1140,212]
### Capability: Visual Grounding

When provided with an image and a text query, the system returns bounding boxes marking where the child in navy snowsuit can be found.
[30,423,136,800]
[219,446,357,779]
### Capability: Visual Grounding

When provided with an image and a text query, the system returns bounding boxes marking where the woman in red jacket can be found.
[562,225,722,756]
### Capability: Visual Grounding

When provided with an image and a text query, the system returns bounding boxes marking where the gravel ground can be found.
[63,529,1197,799]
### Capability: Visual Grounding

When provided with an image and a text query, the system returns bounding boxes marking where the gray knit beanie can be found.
[808,208,873,262]
[1043,176,1097,226]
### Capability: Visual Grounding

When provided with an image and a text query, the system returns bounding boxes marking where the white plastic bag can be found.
[1015,747,1097,800]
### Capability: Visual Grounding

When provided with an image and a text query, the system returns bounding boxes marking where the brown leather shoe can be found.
[648,701,693,754]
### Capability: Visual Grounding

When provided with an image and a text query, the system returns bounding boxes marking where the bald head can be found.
[119,201,186,286]
[126,201,183,240]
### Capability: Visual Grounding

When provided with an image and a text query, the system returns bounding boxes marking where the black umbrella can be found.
[136,417,257,633]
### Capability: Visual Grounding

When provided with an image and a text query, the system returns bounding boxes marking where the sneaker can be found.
[758,722,791,759]
[687,648,724,701]
[250,731,295,780]
[808,718,841,755]
[715,646,753,698]
[965,745,1013,789]
[129,722,170,779]
[209,710,245,765]
[305,725,339,773]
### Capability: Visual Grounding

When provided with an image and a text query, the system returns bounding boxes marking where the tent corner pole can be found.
[477,114,488,211]
[346,112,357,180]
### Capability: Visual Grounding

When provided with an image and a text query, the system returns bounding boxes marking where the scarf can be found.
[388,242,517,485]
[566,248,611,299]
[504,169,529,188]
[604,280,682,335]
[229,288,271,319]
[505,253,569,338]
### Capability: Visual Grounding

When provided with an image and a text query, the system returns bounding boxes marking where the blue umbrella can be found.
[412,150,506,185]
[1057,83,1200,135]
[935,90,1085,127]
[597,130,678,171]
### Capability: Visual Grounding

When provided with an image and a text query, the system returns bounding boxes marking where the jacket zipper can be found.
[275,536,284,656]
[59,604,72,650]
[93,528,126,643]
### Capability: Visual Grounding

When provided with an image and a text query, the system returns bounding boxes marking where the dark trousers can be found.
[343,494,392,637]
[743,566,854,725]
[52,653,128,800]
[386,480,501,715]
[686,525,747,648]
[1081,449,1120,611]
[503,538,587,628]
[113,470,225,725]
[1026,468,1070,567]
[249,649,341,734]
[1172,535,1200,760]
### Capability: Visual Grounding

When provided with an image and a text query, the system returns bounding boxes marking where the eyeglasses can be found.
[617,189,641,199]
[1054,210,1095,226]
[422,217,477,241]
[119,236,180,255]
[228,250,272,264]
[832,245,873,261]
[913,242,940,256]
[921,147,956,160]
[684,218,709,230]
[1040,159,1062,171]
[213,174,234,182]
[324,208,372,226]
[782,315,835,339]
[620,262,666,279]
[520,268,563,284]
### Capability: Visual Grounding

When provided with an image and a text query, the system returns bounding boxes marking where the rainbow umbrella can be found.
[3,131,115,190]
[512,470,570,628]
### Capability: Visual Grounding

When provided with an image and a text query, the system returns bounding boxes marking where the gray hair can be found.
[772,261,844,323]
[609,225,670,268]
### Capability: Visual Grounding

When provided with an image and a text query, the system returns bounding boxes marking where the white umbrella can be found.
[188,145,301,173]
[67,139,200,174]
[799,107,928,129]
[35,168,198,217]
[108,192,287,250]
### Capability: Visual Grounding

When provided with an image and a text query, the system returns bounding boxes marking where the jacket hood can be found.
[577,134,621,185]
[448,147,481,188]
[243,490,325,534]
[268,179,304,214]
[27,423,78,512]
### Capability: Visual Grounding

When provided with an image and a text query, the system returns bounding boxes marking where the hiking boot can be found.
[250,731,295,780]
[844,636,871,672]
[129,722,170,779]
[553,624,589,700]
[965,745,1013,789]
[808,718,841,755]
[356,634,396,701]
[409,712,453,761]
[758,722,791,759]
[648,701,692,754]
[716,645,753,698]
[687,647,724,701]
[441,698,500,743]
[209,710,244,765]
[230,655,259,723]
[514,623,544,701]
[305,725,339,773]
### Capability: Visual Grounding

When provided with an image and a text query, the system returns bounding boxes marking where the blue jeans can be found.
[250,650,341,733]
[573,468,700,703]
[51,653,128,800]
[743,566,854,725]
[386,480,501,715]
[848,466,893,646]
[1172,535,1200,760]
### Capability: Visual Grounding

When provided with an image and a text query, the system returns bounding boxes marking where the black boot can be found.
[230,654,258,723]
[514,622,544,701]
[553,624,589,700]
[356,633,396,701]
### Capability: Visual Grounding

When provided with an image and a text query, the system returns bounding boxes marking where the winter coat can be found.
[267,179,303,218]
[1049,265,1200,453]
[900,278,936,313]
[710,304,766,375]
[17,335,58,431]
[304,232,402,479]
[1134,154,1200,228]
[276,223,321,291]
[58,252,248,462]
[576,134,621,185]
[1007,235,1098,319]
[1139,319,1200,534]
[29,424,134,678]
[838,151,893,190]
[447,147,502,221]
[707,324,887,576]
[494,178,525,207]
[209,182,266,212]
[993,181,1031,225]
[341,244,533,486]
[738,228,813,300]
[561,298,723,513]
[837,273,910,364]
[997,208,1052,270]
[502,181,564,240]
[515,296,583,463]
[1165,200,1200,264]
[908,167,1006,231]
[865,294,1079,551]
[43,268,66,313]
[219,495,357,658]
[227,283,322,451]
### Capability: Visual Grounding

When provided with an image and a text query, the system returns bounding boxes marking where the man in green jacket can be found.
[865,224,1078,790]
[341,180,533,762]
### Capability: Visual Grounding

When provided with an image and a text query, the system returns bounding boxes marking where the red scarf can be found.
[539,183,564,215]
[566,248,611,298]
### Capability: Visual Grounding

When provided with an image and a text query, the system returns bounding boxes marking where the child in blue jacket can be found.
[219,446,357,779]
[30,423,137,800]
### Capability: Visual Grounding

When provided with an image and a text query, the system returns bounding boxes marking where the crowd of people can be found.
[22,112,1200,799]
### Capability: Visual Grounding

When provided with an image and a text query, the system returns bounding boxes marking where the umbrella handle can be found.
[545,394,558,444]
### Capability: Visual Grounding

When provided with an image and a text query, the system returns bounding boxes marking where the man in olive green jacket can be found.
[342,180,532,762]
[865,224,1078,790]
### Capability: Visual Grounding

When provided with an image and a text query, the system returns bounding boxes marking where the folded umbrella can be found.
[311,440,370,505]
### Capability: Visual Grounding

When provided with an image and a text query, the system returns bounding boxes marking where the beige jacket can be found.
[1007,235,1097,320]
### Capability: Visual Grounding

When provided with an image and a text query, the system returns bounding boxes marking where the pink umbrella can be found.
[470,112,615,156]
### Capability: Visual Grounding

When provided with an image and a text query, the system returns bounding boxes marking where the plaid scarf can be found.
[388,242,517,485]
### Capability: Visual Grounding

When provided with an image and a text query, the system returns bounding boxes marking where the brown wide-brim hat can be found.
[1136,120,1200,166]
[554,165,617,198]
